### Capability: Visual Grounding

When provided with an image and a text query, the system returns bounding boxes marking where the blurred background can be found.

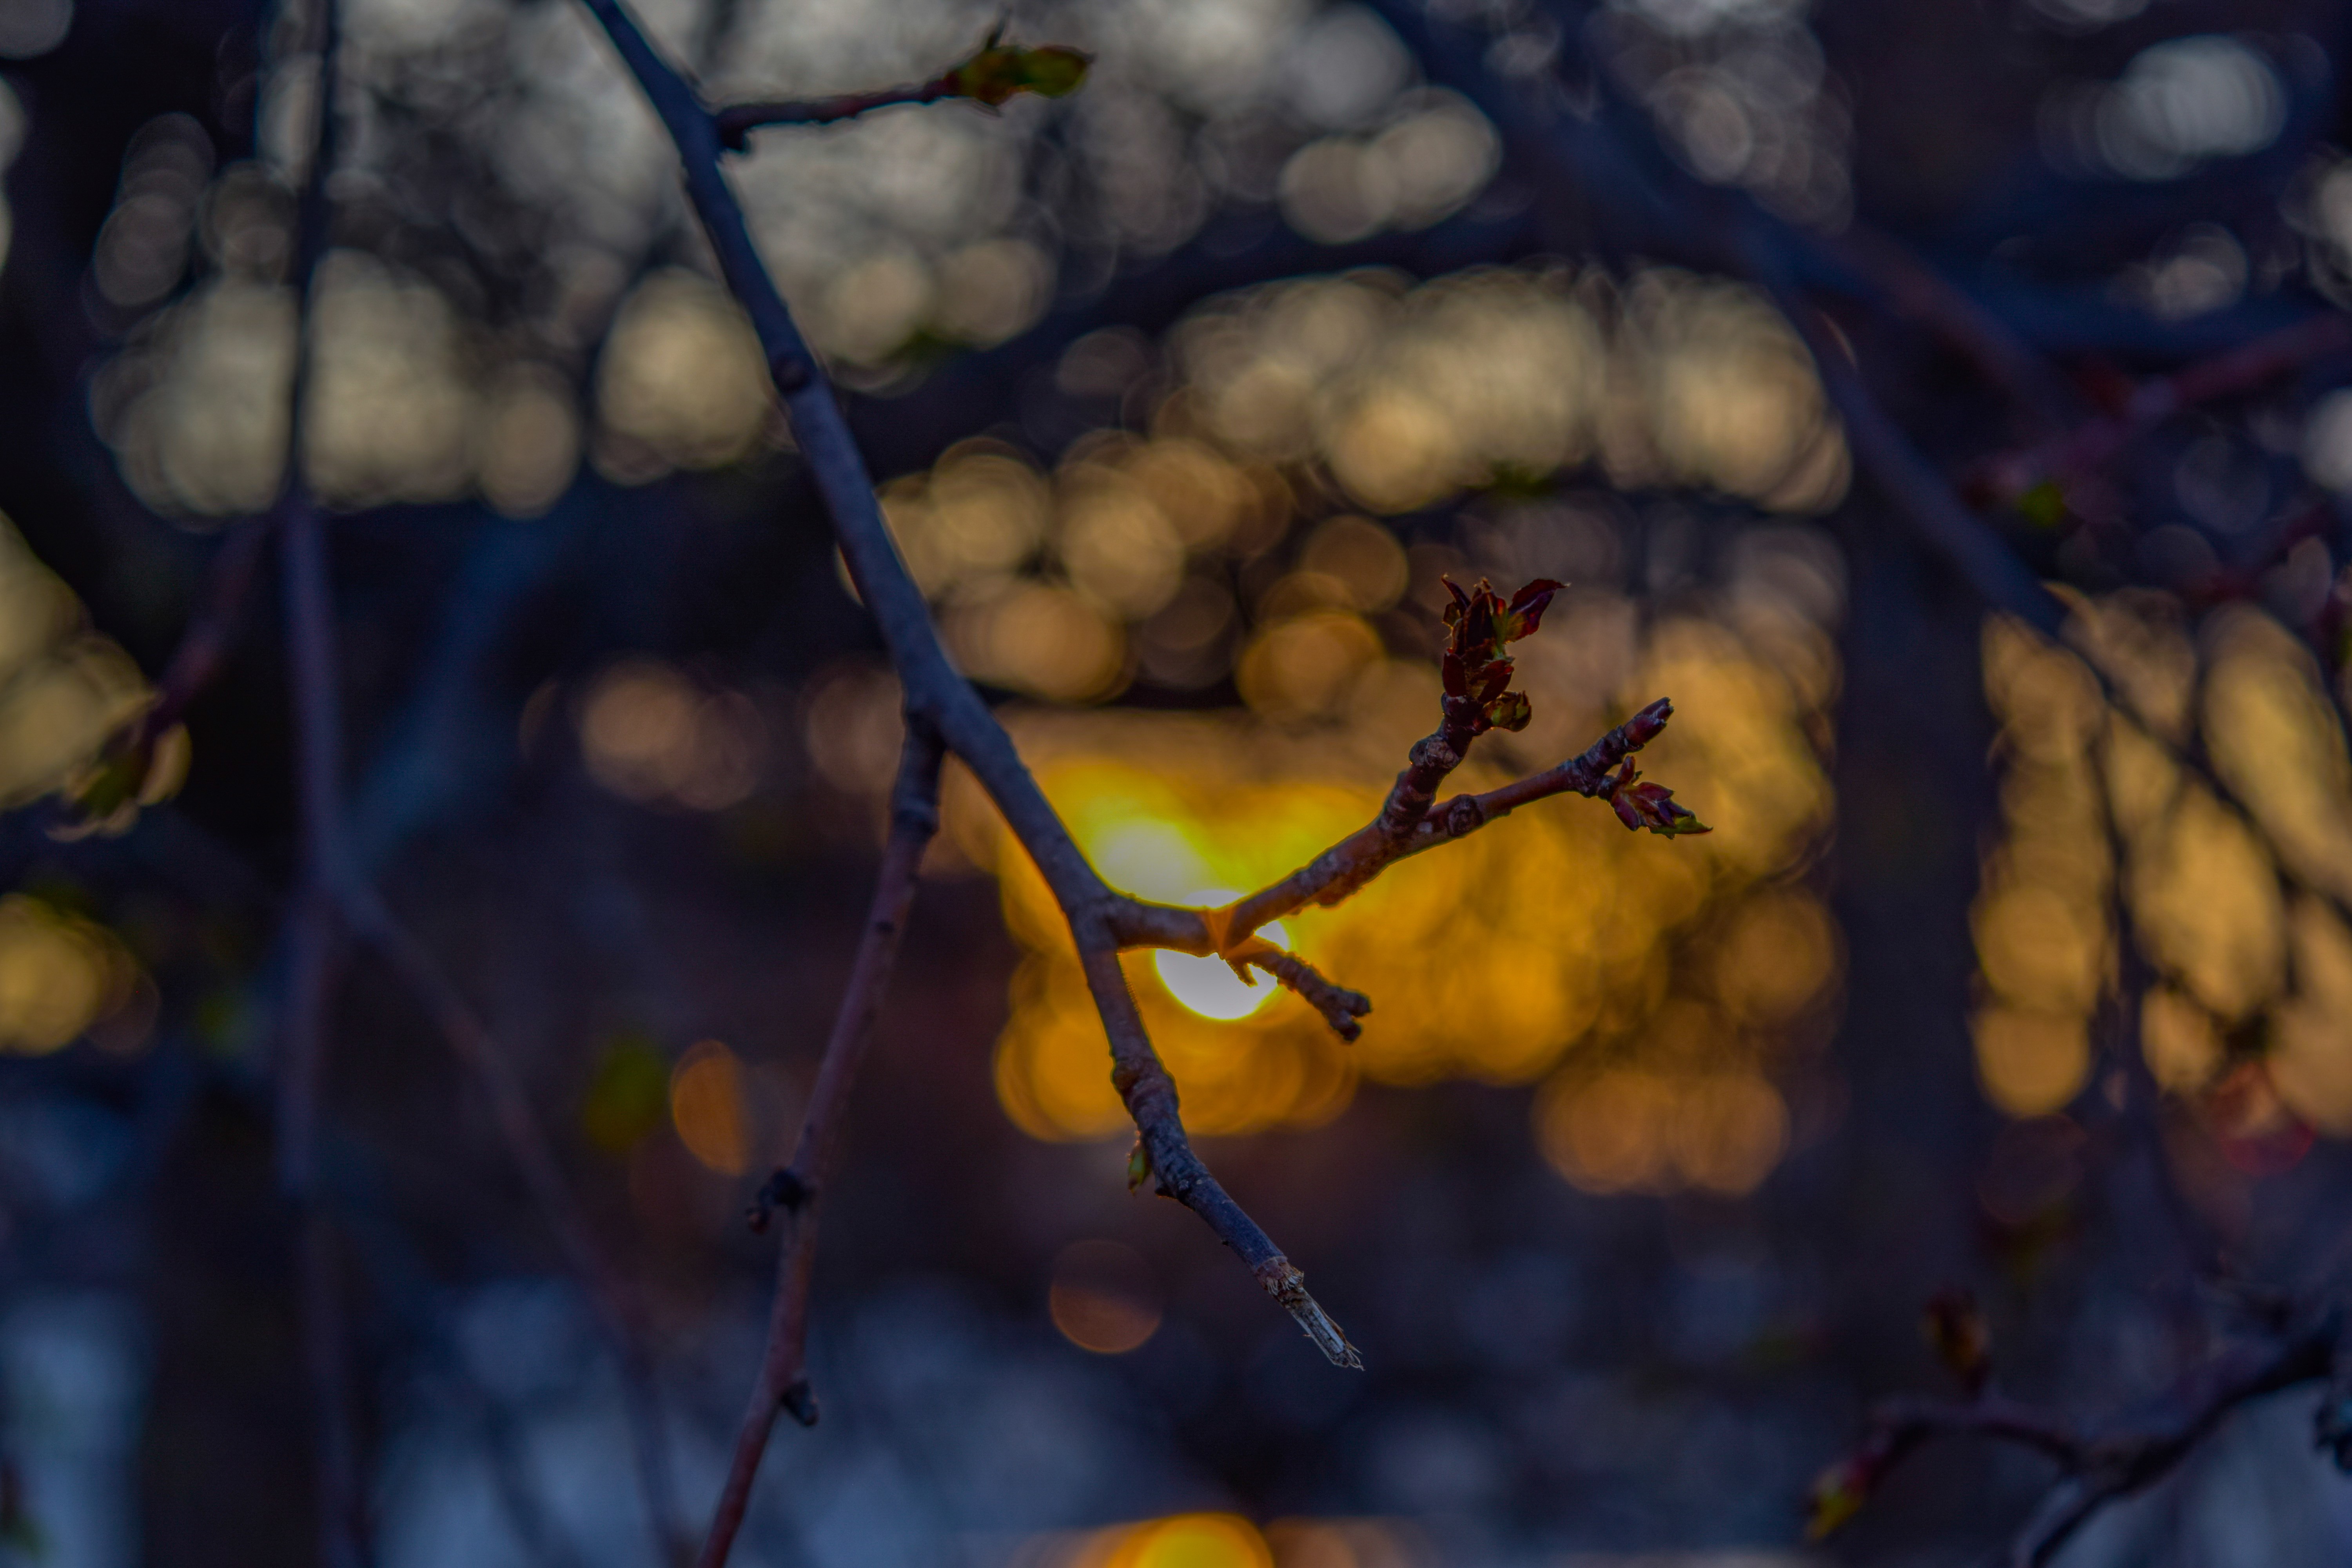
[4,0,2352,1562]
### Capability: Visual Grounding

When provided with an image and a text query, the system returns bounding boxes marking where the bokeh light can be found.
[578,658,765,811]
[1047,1239,1162,1355]
[0,516,151,816]
[1976,597,2352,1134]
[669,1038,753,1177]
[0,895,139,1055]
[1067,1514,1274,1568]
[595,269,775,481]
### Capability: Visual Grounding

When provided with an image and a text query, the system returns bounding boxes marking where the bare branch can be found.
[1813,1307,2348,1564]
[713,35,1090,149]
[1082,937,1361,1369]
[1766,285,2071,641]
[714,83,957,146]
[1817,222,2078,434]
[339,882,687,1561]
[1974,312,2352,510]
[572,0,1353,1392]
[1214,711,1483,941]
[270,5,370,1560]
[1201,588,1688,949]
[140,516,271,745]
[698,721,942,1568]
[1241,947,1371,1043]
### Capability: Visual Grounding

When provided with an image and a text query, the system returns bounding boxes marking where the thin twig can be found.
[699,721,943,1568]
[1241,948,1371,1042]
[1975,313,2352,508]
[1080,936,1361,1369]
[270,1,370,1559]
[715,80,957,148]
[1820,1307,2346,1564]
[138,516,272,742]
[1214,690,1492,939]
[1111,700,1676,965]
[278,499,350,1194]
[339,882,686,1562]
[268,87,686,1536]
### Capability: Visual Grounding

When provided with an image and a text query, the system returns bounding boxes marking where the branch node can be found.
[780,1379,819,1427]
[769,352,813,393]
[745,1166,812,1232]
[1406,734,1460,776]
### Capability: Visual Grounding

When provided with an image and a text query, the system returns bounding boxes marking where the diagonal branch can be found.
[337,878,686,1562]
[1080,936,1360,1369]
[572,0,1355,1374]
[1217,695,1490,940]
[270,4,368,1561]
[139,516,272,748]
[701,720,942,1568]
[1238,946,1371,1042]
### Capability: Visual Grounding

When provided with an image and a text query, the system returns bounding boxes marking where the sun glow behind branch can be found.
[1151,889,1290,1020]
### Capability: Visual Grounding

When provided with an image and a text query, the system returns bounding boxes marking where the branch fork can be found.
[565,7,1717,1559]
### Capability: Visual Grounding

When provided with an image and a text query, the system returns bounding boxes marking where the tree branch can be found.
[1239,947,1371,1042]
[140,516,271,746]
[713,34,1089,149]
[700,721,942,1568]
[1815,1306,2348,1564]
[337,880,686,1562]
[270,4,368,1560]
[714,82,957,147]
[272,177,684,1555]
[1974,312,2352,510]
[1109,700,1681,1020]
[1080,936,1361,1369]
[572,0,1354,1383]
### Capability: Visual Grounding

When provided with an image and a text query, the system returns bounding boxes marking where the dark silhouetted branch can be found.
[573,0,1356,1381]
[700,721,942,1568]
[271,3,368,1561]
[1816,223,2078,435]
[141,516,271,743]
[272,120,684,1545]
[1973,312,2352,509]
[714,32,1090,149]
[715,82,958,145]
[1813,1305,2348,1565]
[338,881,685,1562]
[1082,936,1362,1370]
[571,7,1735,1555]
